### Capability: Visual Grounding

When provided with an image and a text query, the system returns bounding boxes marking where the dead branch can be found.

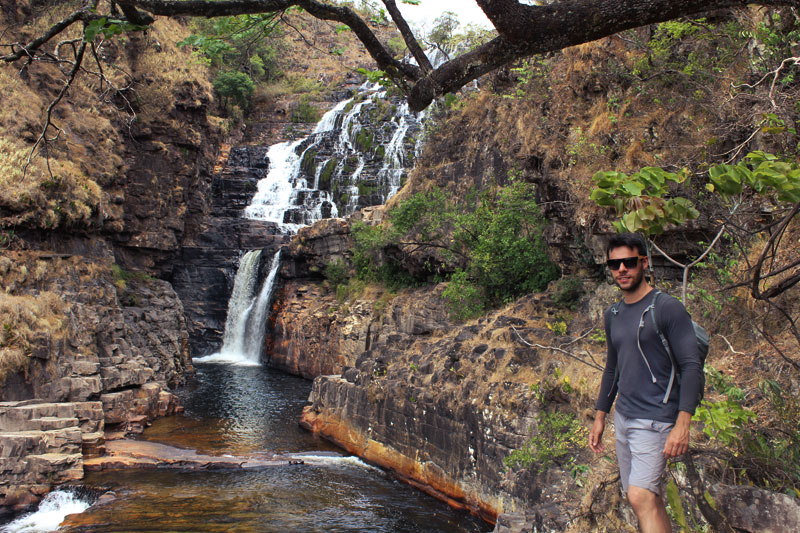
[512,325,604,371]
[24,39,88,179]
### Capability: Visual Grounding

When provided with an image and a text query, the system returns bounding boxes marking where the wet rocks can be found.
[0,400,103,511]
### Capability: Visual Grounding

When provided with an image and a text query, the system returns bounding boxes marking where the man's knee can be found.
[627,485,660,511]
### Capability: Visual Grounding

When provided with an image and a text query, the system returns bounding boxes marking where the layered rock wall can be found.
[0,251,185,510]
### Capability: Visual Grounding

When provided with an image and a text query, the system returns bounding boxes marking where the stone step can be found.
[81,432,106,459]
[28,417,79,431]
[25,453,84,484]
[0,427,83,457]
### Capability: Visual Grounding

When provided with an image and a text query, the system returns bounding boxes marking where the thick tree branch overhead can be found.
[6,0,800,111]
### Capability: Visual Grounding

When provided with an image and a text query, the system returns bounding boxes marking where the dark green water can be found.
[59,364,489,532]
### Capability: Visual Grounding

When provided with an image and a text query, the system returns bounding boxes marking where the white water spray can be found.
[0,490,91,533]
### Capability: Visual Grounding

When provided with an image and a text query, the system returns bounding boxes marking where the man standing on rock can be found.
[589,233,703,533]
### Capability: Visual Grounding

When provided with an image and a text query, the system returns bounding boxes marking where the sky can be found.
[395,0,492,30]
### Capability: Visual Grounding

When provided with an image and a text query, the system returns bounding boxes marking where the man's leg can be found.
[622,418,674,533]
[627,486,671,533]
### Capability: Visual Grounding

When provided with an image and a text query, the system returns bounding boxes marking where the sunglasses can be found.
[606,256,645,271]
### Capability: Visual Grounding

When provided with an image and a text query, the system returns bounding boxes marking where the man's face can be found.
[608,246,647,292]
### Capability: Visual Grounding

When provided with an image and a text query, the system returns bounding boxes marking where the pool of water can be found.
[47,364,489,532]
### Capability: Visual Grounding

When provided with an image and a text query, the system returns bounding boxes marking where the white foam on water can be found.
[1,490,91,533]
[287,453,381,471]
[192,353,262,366]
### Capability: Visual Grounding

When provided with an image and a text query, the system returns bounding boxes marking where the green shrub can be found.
[291,99,321,123]
[441,269,485,321]
[213,71,255,111]
[324,258,349,289]
[504,410,588,473]
[552,276,585,310]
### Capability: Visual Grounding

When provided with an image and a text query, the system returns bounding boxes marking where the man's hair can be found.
[606,233,647,258]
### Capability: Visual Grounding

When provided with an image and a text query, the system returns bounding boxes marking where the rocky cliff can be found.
[0,6,218,512]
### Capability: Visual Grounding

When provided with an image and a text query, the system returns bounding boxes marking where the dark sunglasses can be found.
[606,256,645,271]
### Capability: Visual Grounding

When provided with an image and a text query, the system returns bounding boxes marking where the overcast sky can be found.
[395,1,492,30]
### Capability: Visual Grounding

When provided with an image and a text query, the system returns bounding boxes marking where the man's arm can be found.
[590,311,616,453]
[589,410,607,453]
[661,298,703,414]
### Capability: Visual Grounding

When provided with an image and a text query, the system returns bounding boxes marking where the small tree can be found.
[212,71,255,111]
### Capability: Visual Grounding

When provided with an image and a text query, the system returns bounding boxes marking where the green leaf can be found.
[666,480,689,530]
[84,18,106,42]
[622,181,645,196]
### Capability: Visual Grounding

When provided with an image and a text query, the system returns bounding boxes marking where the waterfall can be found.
[202,78,425,363]
[0,490,91,533]
[220,250,262,356]
[196,250,282,365]
[241,248,282,363]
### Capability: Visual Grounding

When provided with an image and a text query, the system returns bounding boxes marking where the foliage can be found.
[552,276,585,310]
[350,222,417,290]
[441,269,484,321]
[504,410,588,474]
[694,397,756,448]
[291,98,321,123]
[178,13,281,81]
[590,166,698,234]
[706,151,800,203]
[111,264,154,291]
[213,71,256,111]
[452,181,559,306]
[84,17,147,42]
[324,258,349,290]
[351,182,558,318]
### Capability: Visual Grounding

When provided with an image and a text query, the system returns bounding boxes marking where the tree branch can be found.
[24,39,88,178]
[381,0,432,73]
[1,9,89,62]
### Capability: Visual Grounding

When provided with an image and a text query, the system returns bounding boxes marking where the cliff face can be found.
[0,7,217,511]
[269,214,597,527]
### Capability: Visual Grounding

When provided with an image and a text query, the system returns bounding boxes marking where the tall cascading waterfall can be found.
[200,79,426,364]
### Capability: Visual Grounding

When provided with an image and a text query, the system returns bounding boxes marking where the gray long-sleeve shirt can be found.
[595,289,703,423]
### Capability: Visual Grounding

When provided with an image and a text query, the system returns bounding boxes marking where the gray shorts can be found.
[614,410,674,496]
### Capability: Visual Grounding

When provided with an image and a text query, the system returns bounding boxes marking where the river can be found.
[3,364,488,532]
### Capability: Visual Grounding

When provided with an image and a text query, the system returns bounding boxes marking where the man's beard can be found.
[616,268,645,292]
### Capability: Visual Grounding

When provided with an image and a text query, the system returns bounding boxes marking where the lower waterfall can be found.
[195,249,282,365]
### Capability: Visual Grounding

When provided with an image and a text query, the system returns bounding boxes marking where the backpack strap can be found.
[649,290,678,404]
[607,301,622,398]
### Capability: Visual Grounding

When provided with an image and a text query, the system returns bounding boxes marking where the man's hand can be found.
[589,411,607,453]
[663,411,692,458]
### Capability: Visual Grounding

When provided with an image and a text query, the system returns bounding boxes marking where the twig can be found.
[24,39,88,179]
[717,334,745,355]
[512,326,604,371]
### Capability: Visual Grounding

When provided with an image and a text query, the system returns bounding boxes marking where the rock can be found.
[711,485,800,533]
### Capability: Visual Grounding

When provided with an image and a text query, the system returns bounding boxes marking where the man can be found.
[589,233,703,533]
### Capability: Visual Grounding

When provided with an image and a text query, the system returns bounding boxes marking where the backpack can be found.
[610,290,708,404]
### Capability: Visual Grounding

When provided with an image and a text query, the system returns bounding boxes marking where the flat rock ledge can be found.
[83,440,288,470]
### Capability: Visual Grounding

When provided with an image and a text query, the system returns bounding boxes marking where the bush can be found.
[504,410,588,472]
[352,182,559,319]
[213,71,255,111]
[324,259,349,289]
[552,276,585,310]
[441,270,485,321]
[291,99,321,123]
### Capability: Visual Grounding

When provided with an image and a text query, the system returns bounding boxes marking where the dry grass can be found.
[131,18,214,123]
[0,137,102,229]
[0,291,66,381]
